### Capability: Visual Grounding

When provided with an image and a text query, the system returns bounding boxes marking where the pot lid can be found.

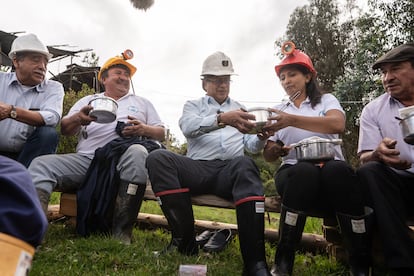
[292,136,342,147]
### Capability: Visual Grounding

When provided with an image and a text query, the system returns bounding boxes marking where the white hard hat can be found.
[8,34,53,60]
[201,51,236,76]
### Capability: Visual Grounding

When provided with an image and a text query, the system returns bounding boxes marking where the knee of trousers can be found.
[28,155,57,194]
[146,149,173,169]
[357,161,386,178]
[32,126,59,144]
[118,144,149,183]
[230,156,261,179]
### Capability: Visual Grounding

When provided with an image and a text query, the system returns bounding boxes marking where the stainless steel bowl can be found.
[246,107,272,134]
[292,137,342,162]
[400,113,414,145]
[89,96,118,124]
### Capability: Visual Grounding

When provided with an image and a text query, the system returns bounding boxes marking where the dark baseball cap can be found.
[372,43,414,69]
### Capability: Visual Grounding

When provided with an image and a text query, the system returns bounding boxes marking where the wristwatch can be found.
[9,105,17,119]
[216,113,226,128]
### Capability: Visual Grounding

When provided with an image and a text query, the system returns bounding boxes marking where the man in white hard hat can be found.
[146,52,272,275]
[0,33,64,167]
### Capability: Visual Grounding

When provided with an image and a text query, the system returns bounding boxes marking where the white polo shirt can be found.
[268,93,345,166]
[65,92,164,158]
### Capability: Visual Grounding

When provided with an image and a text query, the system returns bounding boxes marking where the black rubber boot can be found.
[270,205,307,276]
[236,199,271,276]
[112,181,146,245]
[157,191,198,256]
[336,207,374,276]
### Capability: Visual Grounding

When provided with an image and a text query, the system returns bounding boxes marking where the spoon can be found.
[279,91,302,112]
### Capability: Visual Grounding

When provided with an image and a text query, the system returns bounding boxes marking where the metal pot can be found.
[400,113,414,145]
[246,107,272,134]
[291,137,342,162]
[89,96,118,124]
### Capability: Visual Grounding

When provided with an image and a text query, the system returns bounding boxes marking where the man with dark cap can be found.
[357,43,414,275]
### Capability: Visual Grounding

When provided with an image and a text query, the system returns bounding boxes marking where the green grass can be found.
[29,199,351,275]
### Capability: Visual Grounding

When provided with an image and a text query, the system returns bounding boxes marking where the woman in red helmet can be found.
[263,43,372,276]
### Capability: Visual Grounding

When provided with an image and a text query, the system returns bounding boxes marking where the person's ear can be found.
[202,79,207,92]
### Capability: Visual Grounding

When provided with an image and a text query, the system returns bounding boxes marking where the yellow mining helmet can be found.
[98,49,137,81]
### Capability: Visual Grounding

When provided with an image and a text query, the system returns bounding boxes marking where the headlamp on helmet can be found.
[98,49,137,81]
[274,41,316,77]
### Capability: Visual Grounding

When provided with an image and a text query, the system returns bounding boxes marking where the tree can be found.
[334,0,414,166]
[82,52,99,67]
[275,0,347,93]
[368,0,414,46]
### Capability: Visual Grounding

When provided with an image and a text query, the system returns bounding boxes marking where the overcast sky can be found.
[3,0,311,143]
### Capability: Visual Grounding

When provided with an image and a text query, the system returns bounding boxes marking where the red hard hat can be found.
[275,43,316,77]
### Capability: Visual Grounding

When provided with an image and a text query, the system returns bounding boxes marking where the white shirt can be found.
[268,93,345,165]
[65,92,164,158]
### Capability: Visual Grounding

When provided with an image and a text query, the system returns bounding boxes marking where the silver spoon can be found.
[279,91,302,112]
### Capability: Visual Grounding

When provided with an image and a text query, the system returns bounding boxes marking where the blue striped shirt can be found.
[0,72,64,152]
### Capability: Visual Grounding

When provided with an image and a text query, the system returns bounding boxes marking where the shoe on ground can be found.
[202,229,232,253]
[195,230,214,247]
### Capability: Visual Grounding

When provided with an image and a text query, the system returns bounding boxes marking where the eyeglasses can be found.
[205,77,232,85]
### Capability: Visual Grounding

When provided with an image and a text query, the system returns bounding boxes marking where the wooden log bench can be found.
[54,185,343,258]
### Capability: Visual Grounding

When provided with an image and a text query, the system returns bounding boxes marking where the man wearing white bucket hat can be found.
[357,43,414,275]
[28,50,165,245]
[146,52,272,275]
[0,33,64,167]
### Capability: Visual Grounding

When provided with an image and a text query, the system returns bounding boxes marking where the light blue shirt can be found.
[179,95,266,160]
[0,72,64,152]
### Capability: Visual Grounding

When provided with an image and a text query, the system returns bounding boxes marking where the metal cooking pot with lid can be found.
[291,137,342,163]
[89,96,118,124]
[398,106,414,145]
[246,107,272,134]
[399,113,414,145]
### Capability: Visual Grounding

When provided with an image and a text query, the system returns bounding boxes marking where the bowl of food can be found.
[246,107,272,134]
[88,96,118,124]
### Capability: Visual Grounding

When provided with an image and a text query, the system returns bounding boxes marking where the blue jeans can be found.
[15,126,59,167]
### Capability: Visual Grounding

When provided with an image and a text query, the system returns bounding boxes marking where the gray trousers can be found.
[29,144,149,196]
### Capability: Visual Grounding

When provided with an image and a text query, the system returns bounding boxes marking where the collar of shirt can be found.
[387,93,406,109]
[205,95,231,106]
[9,72,46,93]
